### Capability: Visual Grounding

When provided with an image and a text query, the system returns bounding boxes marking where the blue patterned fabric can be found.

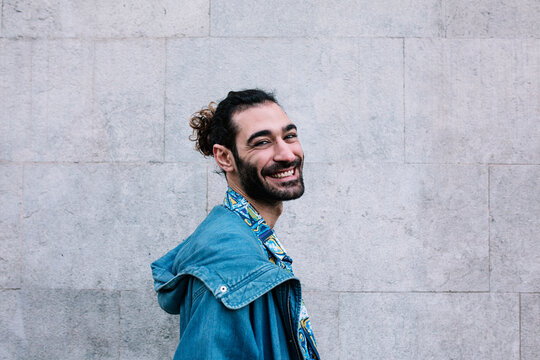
[223,187,319,360]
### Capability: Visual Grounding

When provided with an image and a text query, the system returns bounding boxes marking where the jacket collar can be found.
[223,187,294,271]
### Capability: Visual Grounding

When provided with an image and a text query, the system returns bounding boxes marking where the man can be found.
[151,89,320,359]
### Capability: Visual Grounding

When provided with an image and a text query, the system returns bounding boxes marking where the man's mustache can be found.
[261,157,303,176]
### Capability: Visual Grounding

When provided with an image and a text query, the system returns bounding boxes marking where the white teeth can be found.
[271,169,294,179]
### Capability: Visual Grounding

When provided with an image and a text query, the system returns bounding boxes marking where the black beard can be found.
[233,151,305,204]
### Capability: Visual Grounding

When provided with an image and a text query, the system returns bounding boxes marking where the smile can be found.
[269,168,295,179]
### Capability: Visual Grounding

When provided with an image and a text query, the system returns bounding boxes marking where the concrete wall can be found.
[1,1,539,359]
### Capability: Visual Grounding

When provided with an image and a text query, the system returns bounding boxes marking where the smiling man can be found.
[151,89,319,360]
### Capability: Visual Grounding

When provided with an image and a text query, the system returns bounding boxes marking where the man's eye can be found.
[285,134,297,140]
[254,140,270,146]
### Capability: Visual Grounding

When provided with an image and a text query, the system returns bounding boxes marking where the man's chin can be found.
[265,181,304,201]
[279,190,304,201]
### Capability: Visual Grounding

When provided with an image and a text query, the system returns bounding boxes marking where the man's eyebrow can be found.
[247,130,271,144]
[284,124,297,132]
[246,124,298,144]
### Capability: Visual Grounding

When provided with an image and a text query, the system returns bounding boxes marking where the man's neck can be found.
[228,184,283,228]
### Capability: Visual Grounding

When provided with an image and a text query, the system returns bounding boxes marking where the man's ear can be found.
[213,144,235,173]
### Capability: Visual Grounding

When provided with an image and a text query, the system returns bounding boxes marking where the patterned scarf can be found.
[223,187,319,360]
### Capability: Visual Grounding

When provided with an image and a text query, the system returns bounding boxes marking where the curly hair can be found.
[189,89,278,157]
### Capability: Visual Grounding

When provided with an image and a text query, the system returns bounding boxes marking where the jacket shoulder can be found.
[180,205,266,264]
[151,205,297,312]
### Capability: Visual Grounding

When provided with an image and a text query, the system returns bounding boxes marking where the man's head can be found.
[190,89,304,205]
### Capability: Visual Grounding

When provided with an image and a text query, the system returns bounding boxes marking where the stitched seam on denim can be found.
[192,281,207,302]
[156,266,209,292]
[223,264,275,293]
[223,275,298,309]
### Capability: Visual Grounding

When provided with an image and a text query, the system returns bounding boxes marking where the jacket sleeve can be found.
[174,277,260,360]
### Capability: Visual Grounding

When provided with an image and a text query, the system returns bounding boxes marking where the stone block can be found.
[277,162,488,292]
[3,0,209,38]
[0,289,120,359]
[94,39,165,162]
[29,40,98,161]
[120,289,178,360]
[165,38,212,163]
[211,0,442,37]
[445,0,540,38]
[522,294,540,360]
[5,39,166,162]
[185,38,403,163]
[405,38,540,164]
[0,290,25,359]
[302,291,339,360]
[490,165,540,292]
[22,163,207,290]
[357,38,404,162]
[0,39,31,161]
[339,292,519,359]
[92,0,209,38]
[211,0,316,37]
[2,0,95,38]
[0,165,22,289]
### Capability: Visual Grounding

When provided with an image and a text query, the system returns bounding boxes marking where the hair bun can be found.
[189,102,217,156]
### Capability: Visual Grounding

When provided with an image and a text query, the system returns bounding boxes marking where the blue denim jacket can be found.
[151,205,305,359]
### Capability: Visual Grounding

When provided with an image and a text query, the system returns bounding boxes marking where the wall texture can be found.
[1,1,539,359]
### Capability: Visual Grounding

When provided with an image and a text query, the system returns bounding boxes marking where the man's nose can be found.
[273,139,296,163]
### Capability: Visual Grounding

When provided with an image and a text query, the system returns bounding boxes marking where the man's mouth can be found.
[262,157,302,181]
[269,168,295,179]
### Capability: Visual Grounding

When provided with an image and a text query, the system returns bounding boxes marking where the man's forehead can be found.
[233,102,294,138]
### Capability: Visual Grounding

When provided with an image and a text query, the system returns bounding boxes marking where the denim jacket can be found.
[151,205,306,359]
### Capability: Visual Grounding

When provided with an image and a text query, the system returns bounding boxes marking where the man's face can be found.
[231,101,304,204]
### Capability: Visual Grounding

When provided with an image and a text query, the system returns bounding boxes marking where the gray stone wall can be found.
[1,1,539,359]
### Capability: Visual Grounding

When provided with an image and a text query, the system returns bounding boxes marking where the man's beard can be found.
[233,151,305,204]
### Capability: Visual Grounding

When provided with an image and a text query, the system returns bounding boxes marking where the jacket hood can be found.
[151,205,297,314]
